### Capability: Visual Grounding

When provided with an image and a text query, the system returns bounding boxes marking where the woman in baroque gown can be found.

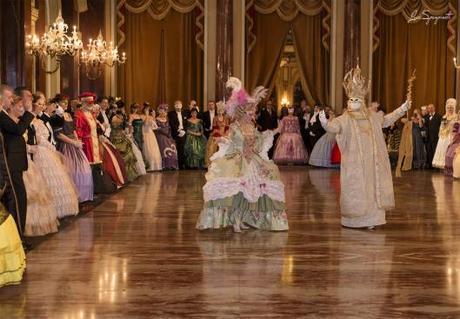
[110,112,139,182]
[205,102,229,166]
[155,104,179,170]
[184,108,207,169]
[433,98,457,169]
[129,103,147,174]
[142,105,162,171]
[196,77,289,233]
[273,107,308,165]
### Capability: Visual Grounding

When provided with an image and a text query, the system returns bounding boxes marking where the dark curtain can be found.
[372,12,455,112]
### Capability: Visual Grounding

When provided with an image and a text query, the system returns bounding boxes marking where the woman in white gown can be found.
[142,105,162,171]
[33,100,80,218]
[8,96,59,236]
[433,98,457,169]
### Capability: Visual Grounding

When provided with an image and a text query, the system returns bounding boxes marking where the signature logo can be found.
[407,10,454,25]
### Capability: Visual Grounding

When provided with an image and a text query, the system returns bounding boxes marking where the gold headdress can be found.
[342,65,370,100]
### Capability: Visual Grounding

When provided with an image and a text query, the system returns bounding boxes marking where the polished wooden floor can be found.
[1,167,460,318]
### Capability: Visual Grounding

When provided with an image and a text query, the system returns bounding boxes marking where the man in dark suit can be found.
[168,100,188,169]
[299,100,312,153]
[203,100,216,139]
[257,99,278,132]
[256,99,278,158]
[0,85,35,238]
[424,103,442,168]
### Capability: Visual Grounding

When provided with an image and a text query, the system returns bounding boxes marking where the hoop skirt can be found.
[155,119,179,170]
[100,135,128,186]
[129,135,147,175]
[24,154,59,236]
[56,119,94,202]
[110,124,139,182]
[0,211,26,287]
[445,122,460,176]
[142,118,162,171]
[184,120,207,168]
[33,120,79,218]
[433,117,455,169]
[309,132,339,168]
[196,124,288,231]
[273,115,308,164]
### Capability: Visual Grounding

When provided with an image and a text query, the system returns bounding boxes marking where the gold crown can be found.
[343,65,370,100]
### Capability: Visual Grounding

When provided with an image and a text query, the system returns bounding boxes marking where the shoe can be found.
[233,224,242,233]
[367,226,375,230]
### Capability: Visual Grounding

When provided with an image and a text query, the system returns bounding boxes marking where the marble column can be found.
[215,0,233,101]
[330,0,345,111]
[343,0,361,74]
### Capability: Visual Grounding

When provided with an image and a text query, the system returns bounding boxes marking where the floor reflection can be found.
[1,169,460,317]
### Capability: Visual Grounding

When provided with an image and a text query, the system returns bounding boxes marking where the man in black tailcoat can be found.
[424,103,442,168]
[168,100,188,169]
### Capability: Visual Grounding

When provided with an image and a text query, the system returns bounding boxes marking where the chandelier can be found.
[80,31,127,80]
[26,10,82,74]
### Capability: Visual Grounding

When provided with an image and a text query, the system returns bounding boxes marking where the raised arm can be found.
[319,110,341,134]
[382,101,410,128]
[0,111,34,136]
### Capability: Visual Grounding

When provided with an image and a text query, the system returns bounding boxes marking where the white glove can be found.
[178,129,186,137]
[319,110,328,128]
[400,100,411,112]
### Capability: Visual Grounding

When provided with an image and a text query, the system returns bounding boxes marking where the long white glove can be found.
[400,100,411,112]
[319,110,328,128]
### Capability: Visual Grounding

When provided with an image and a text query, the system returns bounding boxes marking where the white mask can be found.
[348,98,362,111]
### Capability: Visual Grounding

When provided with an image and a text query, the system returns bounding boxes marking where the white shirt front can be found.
[101,110,111,137]
[177,111,184,131]
[43,113,56,145]
[209,110,215,130]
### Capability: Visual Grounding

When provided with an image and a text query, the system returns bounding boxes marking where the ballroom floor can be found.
[1,167,460,318]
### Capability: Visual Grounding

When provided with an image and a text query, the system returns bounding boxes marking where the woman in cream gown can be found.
[142,106,162,171]
[433,98,457,169]
[32,104,79,218]
[196,77,288,233]
[24,151,59,236]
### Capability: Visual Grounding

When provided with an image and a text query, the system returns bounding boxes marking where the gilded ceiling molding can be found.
[246,0,331,53]
[117,0,204,49]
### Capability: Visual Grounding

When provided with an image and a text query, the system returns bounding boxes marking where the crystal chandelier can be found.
[80,31,126,80]
[26,10,82,74]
